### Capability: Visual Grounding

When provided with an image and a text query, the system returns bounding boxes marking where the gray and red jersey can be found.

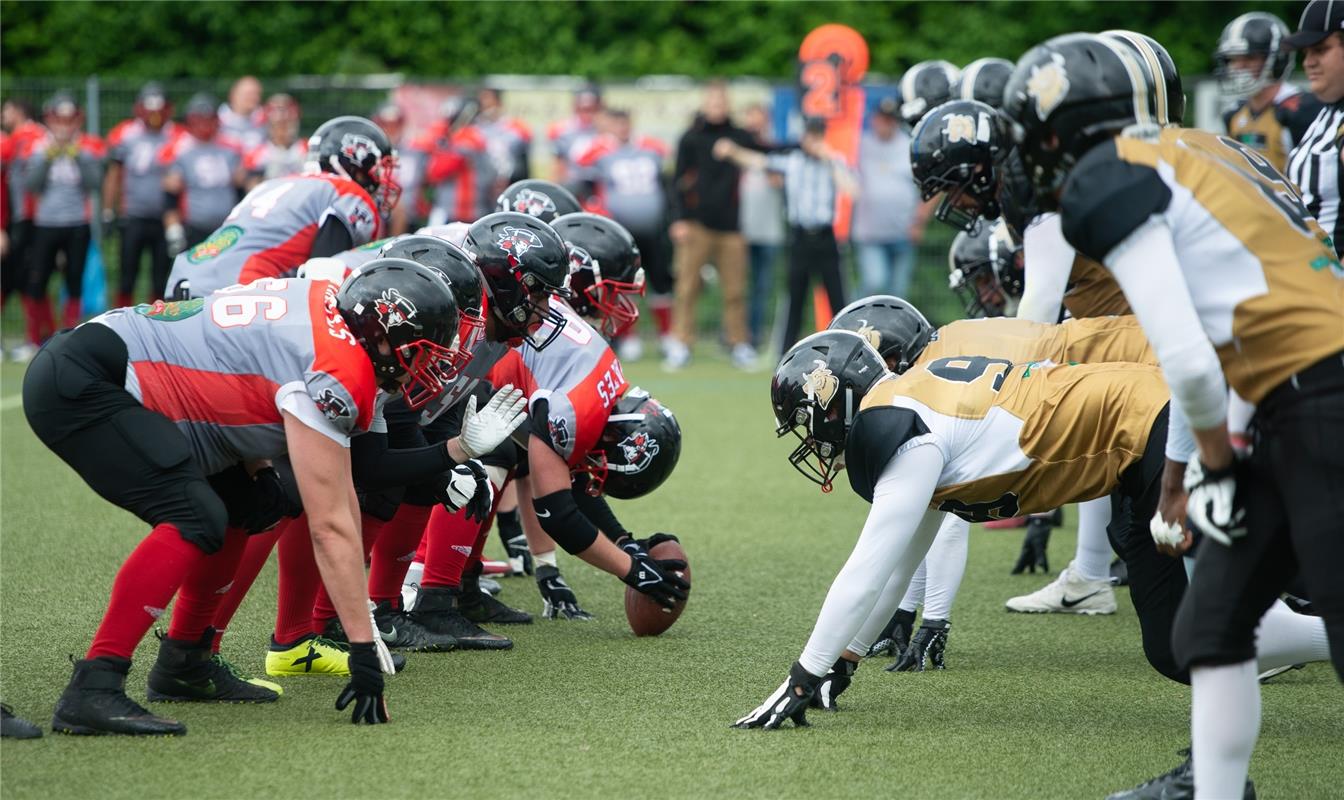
[577,134,668,235]
[165,173,381,298]
[5,120,47,223]
[91,277,377,476]
[107,119,179,219]
[548,117,600,179]
[489,301,627,466]
[244,139,308,183]
[160,134,243,229]
[417,336,512,425]
[477,115,531,188]
[218,103,266,153]
[415,125,491,225]
[23,131,106,227]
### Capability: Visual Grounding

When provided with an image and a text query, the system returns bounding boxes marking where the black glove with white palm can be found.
[535,565,594,620]
[733,661,824,729]
[458,385,528,459]
[1185,454,1247,546]
[809,657,858,712]
[436,459,493,522]
[618,538,688,610]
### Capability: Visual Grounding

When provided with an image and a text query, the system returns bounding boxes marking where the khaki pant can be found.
[671,222,748,347]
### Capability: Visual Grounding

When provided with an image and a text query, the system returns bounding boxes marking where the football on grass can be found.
[624,539,691,636]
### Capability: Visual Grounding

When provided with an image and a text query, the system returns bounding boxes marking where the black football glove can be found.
[733,661,824,729]
[335,642,390,725]
[499,529,534,576]
[620,541,689,610]
[1010,516,1052,574]
[436,459,493,523]
[1185,455,1248,547]
[536,565,594,620]
[809,657,858,711]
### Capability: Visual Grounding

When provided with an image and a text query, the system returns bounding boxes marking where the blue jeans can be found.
[856,240,915,299]
[748,242,781,347]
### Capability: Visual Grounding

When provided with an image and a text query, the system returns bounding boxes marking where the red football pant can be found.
[87,524,207,660]
[165,527,248,642]
[366,504,433,605]
[421,491,503,589]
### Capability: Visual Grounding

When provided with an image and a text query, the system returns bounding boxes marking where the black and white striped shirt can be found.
[1286,102,1344,256]
[766,149,842,230]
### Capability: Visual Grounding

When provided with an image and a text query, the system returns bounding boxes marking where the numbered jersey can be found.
[107,119,178,218]
[161,135,243,229]
[489,301,627,465]
[1060,126,1344,404]
[165,174,381,298]
[919,316,1154,368]
[91,278,377,475]
[849,360,1168,522]
[578,136,668,234]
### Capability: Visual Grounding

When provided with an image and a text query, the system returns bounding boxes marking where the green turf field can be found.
[1,355,1339,799]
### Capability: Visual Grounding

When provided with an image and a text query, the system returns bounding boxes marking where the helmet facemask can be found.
[395,331,464,410]
[924,163,1002,233]
[774,388,853,494]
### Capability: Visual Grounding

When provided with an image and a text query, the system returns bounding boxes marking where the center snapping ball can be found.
[624,539,691,636]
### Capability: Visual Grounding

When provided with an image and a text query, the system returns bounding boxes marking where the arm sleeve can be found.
[797,443,946,676]
[1164,397,1196,463]
[308,214,356,259]
[1104,217,1227,430]
[1016,213,1074,323]
[571,475,632,540]
[349,431,455,490]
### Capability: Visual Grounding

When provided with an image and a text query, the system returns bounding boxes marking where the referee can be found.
[1285,0,1344,255]
[715,117,857,356]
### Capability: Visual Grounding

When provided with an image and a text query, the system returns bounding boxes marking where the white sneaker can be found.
[662,339,691,372]
[730,343,759,371]
[617,336,643,362]
[1005,560,1117,615]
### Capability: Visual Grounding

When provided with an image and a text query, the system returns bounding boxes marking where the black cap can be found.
[875,97,900,118]
[1285,0,1344,48]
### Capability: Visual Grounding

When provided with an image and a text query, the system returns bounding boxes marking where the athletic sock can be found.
[1191,660,1259,800]
[650,298,672,337]
[166,528,247,641]
[209,524,284,651]
[87,524,205,660]
[1072,497,1113,582]
[898,559,927,614]
[62,299,82,330]
[310,513,384,628]
[21,296,45,346]
[261,518,322,642]
[1254,598,1332,672]
[368,504,432,604]
[420,504,480,589]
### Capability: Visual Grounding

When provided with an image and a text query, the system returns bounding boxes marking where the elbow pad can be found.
[533,489,600,555]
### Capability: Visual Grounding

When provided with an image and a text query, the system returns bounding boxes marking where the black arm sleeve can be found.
[1059,140,1171,264]
[533,488,601,554]
[571,474,631,541]
[844,407,930,503]
[350,430,455,490]
[309,215,356,259]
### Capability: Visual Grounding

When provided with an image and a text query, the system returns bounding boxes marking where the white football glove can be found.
[1149,511,1185,549]
[367,600,397,675]
[296,256,350,283]
[459,385,528,459]
[1184,456,1247,547]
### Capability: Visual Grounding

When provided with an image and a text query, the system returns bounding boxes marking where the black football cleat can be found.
[866,608,915,659]
[146,628,278,703]
[373,599,457,652]
[410,587,513,650]
[887,619,949,672]
[459,565,532,624]
[1,704,42,739]
[52,657,186,736]
[1104,749,1256,800]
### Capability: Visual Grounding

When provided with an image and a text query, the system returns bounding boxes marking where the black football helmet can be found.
[1103,30,1185,124]
[960,58,1015,108]
[550,212,645,338]
[828,295,935,374]
[1215,12,1293,99]
[948,219,1020,318]
[1003,33,1159,202]
[379,235,487,377]
[462,211,572,350]
[335,257,461,408]
[899,60,962,127]
[771,330,889,492]
[495,179,583,223]
[911,99,1011,232]
[996,149,1041,240]
[308,115,401,218]
[576,389,681,500]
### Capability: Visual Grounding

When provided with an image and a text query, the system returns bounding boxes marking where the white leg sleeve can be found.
[922,514,970,620]
[1254,598,1333,672]
[1073,498,1114,582]
[1191,660,1259,800]
[899,560,927,613]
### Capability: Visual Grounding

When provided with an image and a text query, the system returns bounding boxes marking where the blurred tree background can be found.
[0,0,1308,81]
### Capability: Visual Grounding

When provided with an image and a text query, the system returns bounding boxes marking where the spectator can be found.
[665,82,762,371]
[2,98,45,325]
[241,93,306,191]
[373,101,419,234]
[738,102,786,351]
[852,98,929,298]
[576,108,671,359]
[161,93,243,255]
[218,75,265,152]
[104,82,177,307]
[548,85,603,189]
[475,85,532,201]
[19,92,104,359]
[416,96,490,226]
[715,117,856,357]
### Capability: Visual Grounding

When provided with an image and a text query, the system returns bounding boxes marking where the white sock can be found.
[400,561,424,610]
[1255,598,1332,672]
[899,560,926,614]
[1191,660,1259,800]
[923,516,970,620]
[1073,497,1113,581]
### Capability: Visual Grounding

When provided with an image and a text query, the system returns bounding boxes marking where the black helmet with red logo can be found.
[462,212,572,350]
[379,235,487,378]
[495,179,582,223]
[308,115,401,217]
[550,212,645,338]
[576,389,681,500]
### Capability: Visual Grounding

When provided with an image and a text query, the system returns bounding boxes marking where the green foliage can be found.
[0,1,1311,82]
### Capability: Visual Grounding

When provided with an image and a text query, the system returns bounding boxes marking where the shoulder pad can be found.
[1059,139,1170,264]
[844,406,930,503]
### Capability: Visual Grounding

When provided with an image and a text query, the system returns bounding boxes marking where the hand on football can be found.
[620,542,688,610]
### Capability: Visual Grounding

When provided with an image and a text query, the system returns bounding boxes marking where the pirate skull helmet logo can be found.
[617,430,660,474]
[495,225,542,272]
[511,188,557,218]
[374,287,417,332]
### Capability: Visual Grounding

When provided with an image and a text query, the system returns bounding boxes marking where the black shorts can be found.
[630,227,673,296]
[23,323,228,553]
[1174,353,1344,680]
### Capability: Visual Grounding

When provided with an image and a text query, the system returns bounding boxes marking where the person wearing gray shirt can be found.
[738,104,786,350]
[853,99,930,298]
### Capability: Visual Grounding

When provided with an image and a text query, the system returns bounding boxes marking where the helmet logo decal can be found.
[495,226,542,269]
[512,188,557,217]
[945,114,977,144]
[1027,53,1069,119]
[802,361,840,409]
[339,133,381,164]
[568,244,595,272]
[374,287,417,332]
[855,321,882,351]
[618,431,659,473]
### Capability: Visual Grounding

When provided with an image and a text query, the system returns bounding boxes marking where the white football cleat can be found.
[1005,560,1117,615]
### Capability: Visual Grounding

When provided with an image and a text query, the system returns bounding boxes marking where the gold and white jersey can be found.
[1060,126,1344,404]
[920,315,1154,368]
[1064,254,1131,319]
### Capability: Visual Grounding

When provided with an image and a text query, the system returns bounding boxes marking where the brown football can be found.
[624,539,691,636]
